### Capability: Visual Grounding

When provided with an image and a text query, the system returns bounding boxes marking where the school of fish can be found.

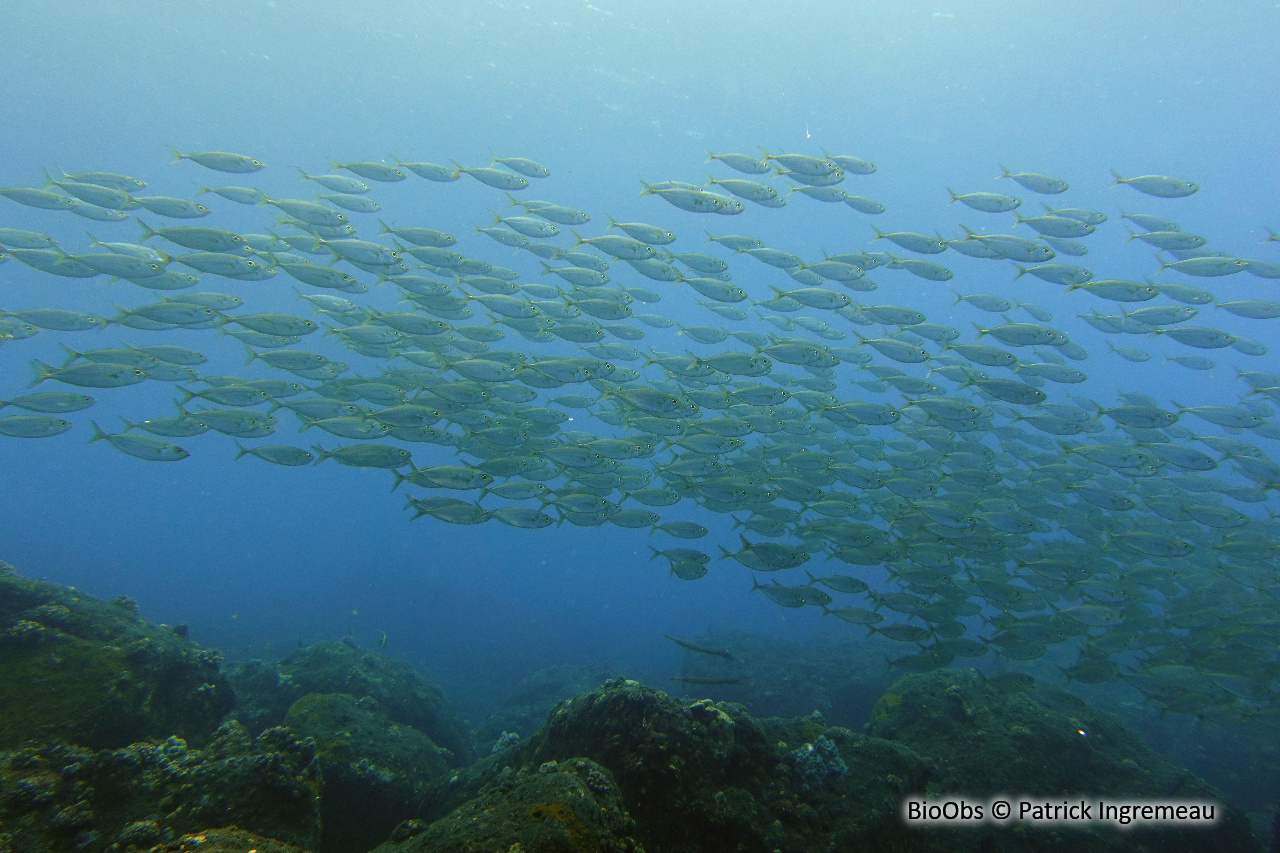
[1,146,1278,725]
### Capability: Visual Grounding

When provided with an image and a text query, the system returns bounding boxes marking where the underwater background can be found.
[1,1,1279,845]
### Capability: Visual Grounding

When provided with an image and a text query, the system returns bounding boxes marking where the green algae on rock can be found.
[228,638,473,766]
[0,561,232,751]
[372,758,639,853]
[0,721,321,853]
[284,692,449,853]
[867,669,1259,852]
[521,677,926,853]
[141,826,311,853]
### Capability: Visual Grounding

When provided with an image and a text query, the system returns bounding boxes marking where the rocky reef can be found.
[227,639,473,767]
[0,563,232,751]
[0,722,321,852]
[0,562,1268,852]
[226,638,477,852]
[522,678,927,852]
[371,758,640,853]
[282,692,449,853]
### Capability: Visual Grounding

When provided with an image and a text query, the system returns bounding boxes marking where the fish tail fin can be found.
[1011,263,1028,280]
[107,302,134,326]
[647,546,663,561]
[503,191,521,208]
[311,444,331,464]
[946,187,958,203]
[233,441,250,461]
[167,146,186,163]
[29,360,55,386]
[389,469,406,492]
[178,388,197,405]
[869,225,886,240]
[296,166,312,182]
[749,574,762,591]
[328,157,343,171]
[972,322,988,339]
[1155,251,1169,271]
[89,421,108,442]
[997,163,1011,179]
[605,213,619,229]
[136,218,160,243]
[805,569,818,584]
[570,229,585,247]
[638,179,655,196]
[59,343,83,365]
[1125,227,1139,242]
[1109,169,1125,187]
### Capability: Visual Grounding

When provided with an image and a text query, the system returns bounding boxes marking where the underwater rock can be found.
[0,720,321,853]
[788,733,848,788]
[371,757,640,853]
[522,677,927,853]
[142,826,310,853]
[0,562,233,750]
[868,669,1260,852]
[228,639,473,766]
[478,662,624,743]
[283,692,449,853]
[225,657,303,735]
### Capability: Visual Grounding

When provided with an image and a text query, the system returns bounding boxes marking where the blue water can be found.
[1,0,1278,732]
